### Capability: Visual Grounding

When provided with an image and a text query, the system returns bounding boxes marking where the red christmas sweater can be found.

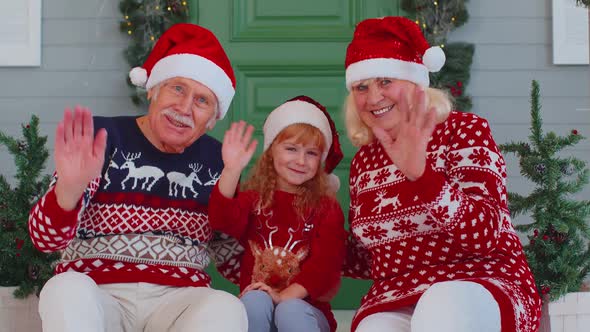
[28,116,224,287]
[344,112,541,331]
[208,184,346,332]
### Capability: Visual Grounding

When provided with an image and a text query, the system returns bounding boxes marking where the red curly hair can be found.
[243,123,334,216]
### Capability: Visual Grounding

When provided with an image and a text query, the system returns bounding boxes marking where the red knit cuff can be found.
[42,187,82,228]
[211,182,241,206]
[212,180,242,199]
[292,277,321,300]
[292,273,336,301]
[404,166,446,204]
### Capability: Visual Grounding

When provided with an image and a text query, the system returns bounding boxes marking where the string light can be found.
[393,1,471,111]
[120,1,190,106]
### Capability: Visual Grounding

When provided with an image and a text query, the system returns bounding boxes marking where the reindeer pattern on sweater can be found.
[247,206,313,291]
[28,116,224,287]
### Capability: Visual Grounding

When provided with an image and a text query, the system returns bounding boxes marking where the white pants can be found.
[356,281,501,332]
[38,271,248,332]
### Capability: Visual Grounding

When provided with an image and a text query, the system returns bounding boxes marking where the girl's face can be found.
[351,77,417,139]
[271,136,322,193]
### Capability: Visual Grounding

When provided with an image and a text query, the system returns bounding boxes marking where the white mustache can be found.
[162,108,194,129]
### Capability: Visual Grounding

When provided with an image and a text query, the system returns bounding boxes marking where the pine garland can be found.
[500,81,590,302]
[117,1,471,111]
[401,0,474,112]
[577,0,590,8]
[119,0,190,107]
[0,116,59,298]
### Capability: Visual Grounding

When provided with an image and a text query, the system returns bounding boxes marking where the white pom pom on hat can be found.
[327,173,341,192]
[423,46,446,72]
[129,67,148,87]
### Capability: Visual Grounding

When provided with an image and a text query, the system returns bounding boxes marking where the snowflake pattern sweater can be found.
[208,185,347,332]
[28,116,224,287]
[344,112,542,331]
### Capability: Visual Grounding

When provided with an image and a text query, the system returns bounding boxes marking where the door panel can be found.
[192,0,402,310]
[232,0,361,41]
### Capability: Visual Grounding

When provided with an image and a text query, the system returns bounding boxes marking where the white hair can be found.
[148,81,219,130]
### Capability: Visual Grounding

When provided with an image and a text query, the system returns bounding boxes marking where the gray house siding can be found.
[449,0,590,230]
[0,0,135,178]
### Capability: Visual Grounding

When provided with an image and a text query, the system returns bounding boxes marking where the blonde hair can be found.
[243,123,333,216]
[343,80,453,147]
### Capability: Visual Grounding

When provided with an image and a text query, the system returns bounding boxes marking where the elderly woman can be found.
[342,17,541,332]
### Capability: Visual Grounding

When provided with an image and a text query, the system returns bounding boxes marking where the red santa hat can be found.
[263,96,344,191]
[129,23,235,119]
[345,16,445,89]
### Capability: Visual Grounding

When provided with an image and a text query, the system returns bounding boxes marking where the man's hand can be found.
[54,106,107,211]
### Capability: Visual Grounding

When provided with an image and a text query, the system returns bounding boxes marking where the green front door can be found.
[192,0,402,310]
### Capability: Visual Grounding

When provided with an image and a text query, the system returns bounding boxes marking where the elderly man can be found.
[28,23,247,332]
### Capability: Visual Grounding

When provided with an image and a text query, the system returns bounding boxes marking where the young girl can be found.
[208,96,346,332]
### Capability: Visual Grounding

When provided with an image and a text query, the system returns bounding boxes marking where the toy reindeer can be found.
[249,210,312,291]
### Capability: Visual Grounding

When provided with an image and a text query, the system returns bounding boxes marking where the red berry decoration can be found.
[15,238,25,250]
[572,129,578,135]
[554,233,567,244]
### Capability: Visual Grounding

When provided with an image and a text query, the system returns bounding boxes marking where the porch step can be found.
[334,310,355,332]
